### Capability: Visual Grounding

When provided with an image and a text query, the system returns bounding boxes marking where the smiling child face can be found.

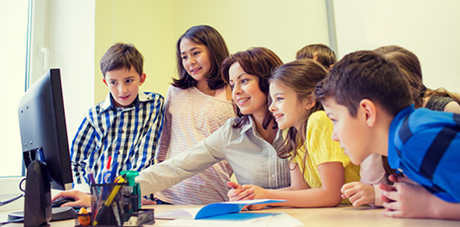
[269,81,309,130]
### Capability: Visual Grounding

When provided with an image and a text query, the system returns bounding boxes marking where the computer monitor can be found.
[17,68,73,226]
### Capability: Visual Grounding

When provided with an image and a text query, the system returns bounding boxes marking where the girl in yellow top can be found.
[228,59,360,208]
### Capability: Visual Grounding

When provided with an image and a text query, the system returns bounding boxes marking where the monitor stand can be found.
[6,161,76,226]
[8,207,77,223]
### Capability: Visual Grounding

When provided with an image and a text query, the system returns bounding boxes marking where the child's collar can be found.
[100,93,140,111]
[100,92,152,112]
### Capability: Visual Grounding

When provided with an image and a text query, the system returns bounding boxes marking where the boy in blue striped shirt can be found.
[71,43,164,192]
[316,50,460,220]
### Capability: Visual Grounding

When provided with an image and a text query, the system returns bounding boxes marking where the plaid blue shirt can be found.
[71,91,164,186]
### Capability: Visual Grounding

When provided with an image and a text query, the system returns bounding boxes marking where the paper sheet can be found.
[156,213,304,227]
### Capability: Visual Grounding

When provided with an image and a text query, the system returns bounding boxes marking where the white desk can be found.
[2,204,459,226]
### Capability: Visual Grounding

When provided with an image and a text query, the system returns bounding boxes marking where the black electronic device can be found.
[51,197,76,208]
[9,68,74,227]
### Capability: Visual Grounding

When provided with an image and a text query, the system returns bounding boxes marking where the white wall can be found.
[47,0,95,139]
[334,0,460,93]
[26,0,95,153]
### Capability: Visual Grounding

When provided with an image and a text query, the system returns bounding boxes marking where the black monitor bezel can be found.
[18,68,72,191]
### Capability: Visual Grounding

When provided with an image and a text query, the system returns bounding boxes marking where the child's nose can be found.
[331,130,339,142]
[118,84,127,93]
[188,56,196,65]
[268,101,276,112]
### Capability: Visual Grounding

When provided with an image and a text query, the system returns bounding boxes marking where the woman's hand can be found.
[227,182,255,201]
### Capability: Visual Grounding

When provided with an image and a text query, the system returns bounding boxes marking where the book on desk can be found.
[155,199,285,220]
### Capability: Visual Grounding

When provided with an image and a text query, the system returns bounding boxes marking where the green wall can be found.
[95,0,330,103]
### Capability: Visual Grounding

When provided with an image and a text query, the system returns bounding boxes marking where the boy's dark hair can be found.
[296,44,337,70]
[173,25,229,90]
[100,43,144,77]
[221,47,283,129]
[316,50,413,117]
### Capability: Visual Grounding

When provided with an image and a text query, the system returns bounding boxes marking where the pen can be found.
[88,172,96,185]
[111,159,119,181]
[103,156,112,183]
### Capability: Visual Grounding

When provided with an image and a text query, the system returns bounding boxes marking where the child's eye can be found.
[229,84,234,90]
[181,55,187,60]
[110,81,117,85]
[241,79,248,84]
[126,79,133,83]
[193,51,200,55]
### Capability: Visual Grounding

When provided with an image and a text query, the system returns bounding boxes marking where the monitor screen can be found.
[17,68,73,226]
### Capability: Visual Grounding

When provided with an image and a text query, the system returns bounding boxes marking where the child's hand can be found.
[378,174,414,204]
[379,174,435,219]
[380,180,432,218]
[245,185,269,210]
[227,182,255,201]
[341,182,375,206]
[141,197,157,205]
[388,174,415,184]
[52,190,91,208]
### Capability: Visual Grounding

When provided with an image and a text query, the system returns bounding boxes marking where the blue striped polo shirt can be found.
[388,104,460,203]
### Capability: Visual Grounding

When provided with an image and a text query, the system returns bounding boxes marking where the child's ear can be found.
[304,95,316,110]
[359,99,377,127]
[139,73,147,85]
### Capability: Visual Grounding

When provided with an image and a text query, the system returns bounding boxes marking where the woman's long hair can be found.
[221,47,283,129]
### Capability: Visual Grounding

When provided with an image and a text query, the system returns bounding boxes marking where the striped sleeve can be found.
[155,86,172,162]
[70,113,97,184]
[133,94,165,171]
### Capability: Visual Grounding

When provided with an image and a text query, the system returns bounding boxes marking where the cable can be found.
[19,177,26,192]
[0,193,24,206]
[0,178,26,206]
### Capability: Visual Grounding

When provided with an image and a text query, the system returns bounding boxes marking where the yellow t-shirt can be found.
[292,111,360,203]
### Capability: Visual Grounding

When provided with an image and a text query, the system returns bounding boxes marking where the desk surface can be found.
[2,204,459,226]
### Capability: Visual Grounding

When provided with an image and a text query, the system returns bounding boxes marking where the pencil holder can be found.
[73,182,154,226]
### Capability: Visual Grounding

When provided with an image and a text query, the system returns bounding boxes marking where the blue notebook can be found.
[155,199,286,220]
